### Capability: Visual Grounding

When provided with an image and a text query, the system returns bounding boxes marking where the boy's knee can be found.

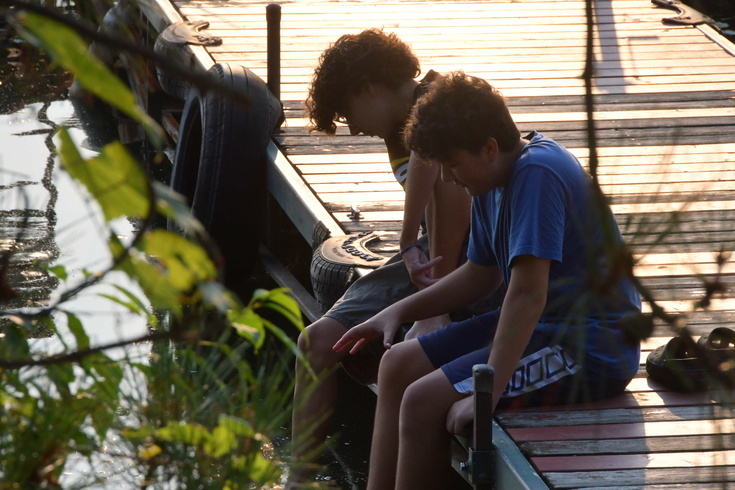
[377,341,419,387]
[298,318,347,362]
[399,378,447,438]
[400,379,435,419]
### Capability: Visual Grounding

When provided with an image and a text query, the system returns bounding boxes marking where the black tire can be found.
[310,232,387,313]
[154,29,196,101]
[310,251,355,313]
[170,62,283,298]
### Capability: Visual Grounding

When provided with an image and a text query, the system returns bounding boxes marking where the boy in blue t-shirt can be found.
[334,72,642,489]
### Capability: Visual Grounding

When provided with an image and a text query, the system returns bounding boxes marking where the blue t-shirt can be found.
[467,131,641,379]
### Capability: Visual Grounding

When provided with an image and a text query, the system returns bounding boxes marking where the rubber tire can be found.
[170,62,283,298]
[310,250,356,313]
[309,232,387,313]
[154,32,195,101]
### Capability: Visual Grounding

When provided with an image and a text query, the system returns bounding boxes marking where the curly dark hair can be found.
[306,29,421,134]
[403,72,520,162]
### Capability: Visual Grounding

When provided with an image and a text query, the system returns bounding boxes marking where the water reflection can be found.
[1,102,60,336]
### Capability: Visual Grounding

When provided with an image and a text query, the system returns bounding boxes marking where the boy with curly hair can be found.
[335,72,642,489]
[289,30,477,485]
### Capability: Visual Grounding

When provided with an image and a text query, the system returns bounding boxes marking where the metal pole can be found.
[471,364,495,489]
[266,3,281,100]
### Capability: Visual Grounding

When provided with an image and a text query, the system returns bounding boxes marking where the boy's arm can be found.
[446,254,549,435]
[334,260,502,353]
[400,152,471,288]
[399,153,439,289]
[487,254,550,407]
[399,153,435,253]
[425,162,471,279]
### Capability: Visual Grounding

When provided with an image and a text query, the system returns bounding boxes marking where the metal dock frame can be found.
[452,365,550,489]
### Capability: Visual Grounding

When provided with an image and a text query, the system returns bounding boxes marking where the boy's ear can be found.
[483,137,499,161]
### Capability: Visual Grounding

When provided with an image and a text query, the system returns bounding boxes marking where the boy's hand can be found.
[446,395,474,437]
[333,313,402,354]
[402,246,443,289]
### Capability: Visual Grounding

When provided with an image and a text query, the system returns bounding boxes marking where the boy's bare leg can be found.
[289,317,351,486]
[366,340,435,490]
[396,369,466,490]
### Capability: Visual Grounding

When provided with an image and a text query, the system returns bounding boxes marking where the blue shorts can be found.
[418,309,631,409]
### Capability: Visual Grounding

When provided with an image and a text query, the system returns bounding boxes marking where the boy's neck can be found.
[396,79,421,119]
[496,138,528,183]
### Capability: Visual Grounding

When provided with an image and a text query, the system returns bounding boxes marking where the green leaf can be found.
[59,130,150,221]
[252,288,304,331]
[100,285,157,326]
[17,12,164,149]
[156,421,209,446]
[153,182,205,236]
[0,324,30,360]
[46,363,75,398]
[206,424,238,458]
[142,230,217,290]
[65,311,90,351]
[199,281,239,315]
[48,265,68,281]
[89,354,124,402]
[121,426,154,442]
[246,451,281,483]
[228,307,265,349]
[110,234,182,313]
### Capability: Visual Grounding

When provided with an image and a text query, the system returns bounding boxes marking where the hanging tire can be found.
[153,34,195,101]
[310,231,387,312]
[154,21,222,101]
[170,62,283,298]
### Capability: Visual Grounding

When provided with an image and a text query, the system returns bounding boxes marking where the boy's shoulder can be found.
[510,132,590,198]
[515,132,582,175]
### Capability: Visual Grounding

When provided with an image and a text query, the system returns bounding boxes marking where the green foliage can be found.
[0,30,302,487]
[1,125,302,485]
[58,129,151,221]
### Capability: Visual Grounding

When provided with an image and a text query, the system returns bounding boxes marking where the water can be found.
[1,1,734,488]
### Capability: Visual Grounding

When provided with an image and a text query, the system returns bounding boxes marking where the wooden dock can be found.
[135,0,735,487]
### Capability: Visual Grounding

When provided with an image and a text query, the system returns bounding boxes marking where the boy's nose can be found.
[348,124,361,136]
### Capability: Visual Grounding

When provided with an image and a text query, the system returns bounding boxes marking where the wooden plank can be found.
[520,434,735,456]
[532,449,735,472]
[507,419,735,443]
[170,1,735,488]
[359,139,735,158]
[283,106,735,126]
[544,466,735,488]
[496,404,734,428]
[273,83,735,101]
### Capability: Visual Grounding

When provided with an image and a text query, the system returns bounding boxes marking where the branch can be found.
[0,328,198,369]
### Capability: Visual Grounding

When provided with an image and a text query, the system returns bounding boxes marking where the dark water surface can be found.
[1,1,734,488]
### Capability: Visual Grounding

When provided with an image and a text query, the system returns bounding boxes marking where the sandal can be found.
[646,336,709,392]
[697,327,735,365]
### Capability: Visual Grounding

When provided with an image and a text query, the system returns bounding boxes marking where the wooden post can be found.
[471,364,495,489]
[266,3,281,100]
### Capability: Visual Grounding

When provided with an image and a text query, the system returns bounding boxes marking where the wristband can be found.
[399,242,421,255]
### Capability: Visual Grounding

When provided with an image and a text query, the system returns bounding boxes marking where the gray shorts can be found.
[324,233,502,330]
[324,235,429,329]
